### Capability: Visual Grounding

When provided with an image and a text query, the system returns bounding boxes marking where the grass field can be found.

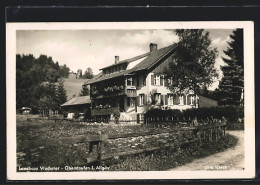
[62,74,87,100]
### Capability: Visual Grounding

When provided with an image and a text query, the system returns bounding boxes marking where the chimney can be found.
[149,43,158,52]
[115,56,119,64]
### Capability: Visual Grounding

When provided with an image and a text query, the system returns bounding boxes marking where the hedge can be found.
[144,106,244,123]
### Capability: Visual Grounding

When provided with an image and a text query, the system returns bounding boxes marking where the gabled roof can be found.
[86,44,176,84]
[61,96,91,106]
[99,52,150,70]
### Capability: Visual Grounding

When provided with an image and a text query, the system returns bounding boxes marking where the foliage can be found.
[56,79,67,105]
[37,81,67,114]
[199,87,218,101]
[106,134,238,171]
[217,29,244,106]
[145,106,244,125]
[16,54,70,111]
[182,106,244,123]
[17,113,239,171]
[113,109,121,124]
[79,84,90,96]
[145,109,182,119]
[165,29,218,95]
[76,69,83,79]
[82,67,94,79]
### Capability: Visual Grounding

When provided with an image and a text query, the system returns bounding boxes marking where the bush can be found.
[144,109,181,119]
[145,106,243,123]
[182,106,243,123]
[113,109,120,124]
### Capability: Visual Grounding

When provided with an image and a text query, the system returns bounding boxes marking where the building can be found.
[86,43,212,121]
[20,107,31,114]
[61,95,91,119]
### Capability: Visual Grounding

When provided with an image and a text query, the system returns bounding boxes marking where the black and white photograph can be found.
[6,22,255,180]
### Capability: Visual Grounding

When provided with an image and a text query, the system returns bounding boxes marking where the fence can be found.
[18,119,227,166]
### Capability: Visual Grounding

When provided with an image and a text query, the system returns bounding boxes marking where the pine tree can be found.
[57,80,67,105]
[218,29,244,106]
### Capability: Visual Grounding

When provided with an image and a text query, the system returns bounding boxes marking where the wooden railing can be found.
[124,88,137,97]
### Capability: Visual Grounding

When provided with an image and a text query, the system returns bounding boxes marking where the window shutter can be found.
[132,78,135,86]
[151,75,154,85]
[165,95,168,105]
[187,95,191,105]
[164,78,167,86]
[160,95,164,105]
[160,76,163,86]
[144,94,147,104]
[137,96,140,106]
[137,76,139,87]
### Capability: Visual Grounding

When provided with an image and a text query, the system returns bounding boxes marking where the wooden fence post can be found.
[210,129,212,141]
[97,141,103,165]
[215,127,218,141]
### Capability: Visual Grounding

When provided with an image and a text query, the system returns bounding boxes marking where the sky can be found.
[16,29,234,90]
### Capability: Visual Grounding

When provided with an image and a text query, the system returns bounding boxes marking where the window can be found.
[126,77,133,86]
[140,94,144,105]
[190,95,195,105]
[179,95,184,105]
[154,75,160,85]
[168,94,173,105]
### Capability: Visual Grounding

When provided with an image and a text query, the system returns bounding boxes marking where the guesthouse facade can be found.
[85,43,203,121]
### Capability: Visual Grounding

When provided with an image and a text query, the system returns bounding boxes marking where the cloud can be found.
[119,30,179,48]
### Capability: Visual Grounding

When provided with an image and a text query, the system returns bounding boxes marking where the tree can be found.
[165,29,218,96]
[59,64,70,78]
[82,67,94,79]
[16,54,70,112]
[77,69,82,79]
[57,79,67,105]
[79,84,90,96]
[217,29,244,106]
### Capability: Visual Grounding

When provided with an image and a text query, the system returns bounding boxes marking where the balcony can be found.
[91,85,137,99]
[125,88,137,97]
[91,107,119,116]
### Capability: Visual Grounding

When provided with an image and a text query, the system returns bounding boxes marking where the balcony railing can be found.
[125,88,137,97]
[91,85,137,98]
[91,107,119,116]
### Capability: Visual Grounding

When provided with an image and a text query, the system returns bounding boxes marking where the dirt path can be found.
[169,130,244,171]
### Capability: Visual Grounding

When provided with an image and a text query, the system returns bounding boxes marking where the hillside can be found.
[63,74,87,100]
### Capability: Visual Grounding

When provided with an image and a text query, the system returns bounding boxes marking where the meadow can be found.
[16,115,237,171]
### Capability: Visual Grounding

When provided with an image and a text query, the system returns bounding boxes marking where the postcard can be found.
[6,21,255,180]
